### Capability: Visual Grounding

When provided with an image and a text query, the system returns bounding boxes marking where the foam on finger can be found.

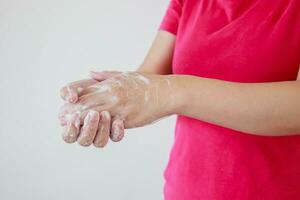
[110,118,124,142]
[77,110,100,146]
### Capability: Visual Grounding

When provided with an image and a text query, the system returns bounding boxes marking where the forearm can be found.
[137,64,172,75]
[136,31,175,75]
[170,75,300,136]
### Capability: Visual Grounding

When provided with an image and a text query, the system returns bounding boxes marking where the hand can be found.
[60,71,177,144]
[59,71,127,147]
[59,71,121,104]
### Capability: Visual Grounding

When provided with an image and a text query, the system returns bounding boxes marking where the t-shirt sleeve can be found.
[158,0,183,35]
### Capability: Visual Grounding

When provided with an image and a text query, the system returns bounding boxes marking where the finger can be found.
[76,92,107,109]
[79,86,99,97]
[60,112,85,127]
[110,117,125,142]
[60,104,104,127]
[62,114,80,143]
[59,94,108,128]
[58,103,88,126]
[90,71,121,81]
[79,83,115,97]
[58,103,75,126]
[58,106,68,126]
[59,116,67,126]
[60,79,98,103]
[77,110,100,147]
[93,111,111,148]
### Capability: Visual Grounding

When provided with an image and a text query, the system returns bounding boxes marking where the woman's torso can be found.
[164,0,300,199]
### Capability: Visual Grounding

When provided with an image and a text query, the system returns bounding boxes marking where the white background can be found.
[0,0,176,199]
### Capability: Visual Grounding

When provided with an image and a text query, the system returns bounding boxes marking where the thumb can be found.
[89,70,121,81]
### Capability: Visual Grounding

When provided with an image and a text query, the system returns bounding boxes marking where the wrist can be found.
[163,75,188,116]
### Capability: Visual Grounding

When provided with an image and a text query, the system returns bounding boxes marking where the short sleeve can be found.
[159,0,184,35]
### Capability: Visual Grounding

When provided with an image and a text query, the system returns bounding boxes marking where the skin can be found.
[59,30,300,148]
[59,31,175,147]
[172,75,300,135]
[62,72,176,126]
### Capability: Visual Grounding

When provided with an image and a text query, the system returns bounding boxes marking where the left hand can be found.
[60,71,177,145]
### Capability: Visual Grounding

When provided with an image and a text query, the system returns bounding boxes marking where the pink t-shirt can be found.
[159,0,300,199]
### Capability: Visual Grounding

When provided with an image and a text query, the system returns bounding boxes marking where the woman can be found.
[59,0,300,199]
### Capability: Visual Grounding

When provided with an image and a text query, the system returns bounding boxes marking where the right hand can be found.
[59,71,125,148]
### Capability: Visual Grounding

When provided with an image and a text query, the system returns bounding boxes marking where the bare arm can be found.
[60,28,300,144]
[170,68,300,136]
[138,30,300,136]
[137,30,176,75]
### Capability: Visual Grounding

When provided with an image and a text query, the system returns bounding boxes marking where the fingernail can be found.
[90,71,106,79]
[90,71,100,76]
[69,93,78,103]
[77,87,83,94]
[66,86,78,103]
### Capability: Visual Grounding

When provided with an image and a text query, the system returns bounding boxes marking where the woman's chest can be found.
[173,0,300,82]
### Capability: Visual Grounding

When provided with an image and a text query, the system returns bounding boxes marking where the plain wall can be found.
[0,0,176,199]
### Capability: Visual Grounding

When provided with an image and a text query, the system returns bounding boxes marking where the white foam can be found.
[91,84,112,93]
[77,87,83,93]
[135,74,150,84]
